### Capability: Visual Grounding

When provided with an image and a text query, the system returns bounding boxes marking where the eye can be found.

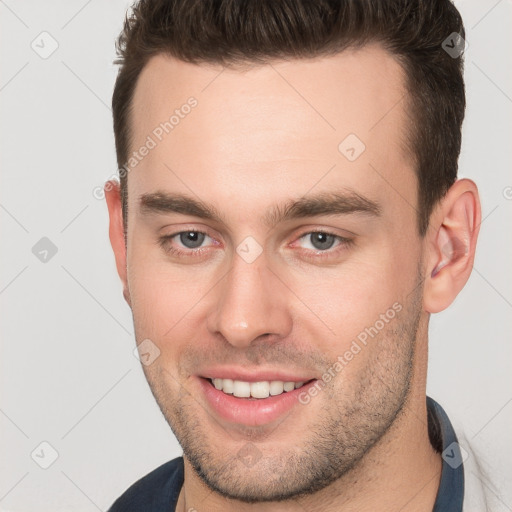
[293,230,354,259]
[158,228,353,261]
[159,230,216,257]
[299,232,338,251]
[175,231,209,249]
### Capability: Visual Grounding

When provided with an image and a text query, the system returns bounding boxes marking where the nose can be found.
[207,251,293,348]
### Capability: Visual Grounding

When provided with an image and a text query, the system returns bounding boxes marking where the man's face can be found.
[125,45,427,501]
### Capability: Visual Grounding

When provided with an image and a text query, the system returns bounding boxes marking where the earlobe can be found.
[423,179,481,314]
[104,180,131,307]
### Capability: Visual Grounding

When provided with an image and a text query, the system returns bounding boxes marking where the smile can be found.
[209,378,310,399]
[198,375,318,426]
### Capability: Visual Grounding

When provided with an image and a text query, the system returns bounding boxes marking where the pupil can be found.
[180,231,205,248]
[312,232,334,250]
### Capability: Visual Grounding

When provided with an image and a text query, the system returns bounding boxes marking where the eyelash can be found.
[158,229,354,260]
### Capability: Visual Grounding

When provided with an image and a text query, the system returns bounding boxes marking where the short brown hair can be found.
[112,0,466,237]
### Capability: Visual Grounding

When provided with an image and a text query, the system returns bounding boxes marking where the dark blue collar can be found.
[427,396,465,511]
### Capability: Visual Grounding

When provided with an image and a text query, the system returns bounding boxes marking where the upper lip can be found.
[198,367,317,383]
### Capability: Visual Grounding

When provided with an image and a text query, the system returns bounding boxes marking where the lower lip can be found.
[197,377,317,427]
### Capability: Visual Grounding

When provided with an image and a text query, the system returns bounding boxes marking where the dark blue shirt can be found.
[108,396,464,511]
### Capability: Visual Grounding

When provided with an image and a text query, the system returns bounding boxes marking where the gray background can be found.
[1,0,511,510]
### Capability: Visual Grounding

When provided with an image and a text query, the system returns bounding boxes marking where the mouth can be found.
[207,377,314,399]
[197,375,318,427]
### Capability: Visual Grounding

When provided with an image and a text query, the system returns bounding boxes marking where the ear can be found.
[423,178,481,313]
[104,180,131,307]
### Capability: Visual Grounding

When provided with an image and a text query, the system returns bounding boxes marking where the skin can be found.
[105,44,481,511]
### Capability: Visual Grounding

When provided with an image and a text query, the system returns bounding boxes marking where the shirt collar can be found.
[427,396,465,512]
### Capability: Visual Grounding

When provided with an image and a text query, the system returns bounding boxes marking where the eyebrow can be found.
[139,190,382,229]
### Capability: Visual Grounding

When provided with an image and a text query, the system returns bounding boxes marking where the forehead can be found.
[128,45,416,227]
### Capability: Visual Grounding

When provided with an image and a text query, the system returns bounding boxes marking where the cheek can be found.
[129,271,195,335]
[126,248,215,358]
[289,242,420,356]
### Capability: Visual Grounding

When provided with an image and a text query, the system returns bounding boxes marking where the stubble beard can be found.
[140,281,423,503]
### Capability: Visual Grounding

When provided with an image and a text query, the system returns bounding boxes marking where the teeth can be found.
[283,381,295,392]
[222,378,234,394]
[250,381,270,399]
[211,378,308,398]
[269,381,284,396]
[233,380,251,398]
